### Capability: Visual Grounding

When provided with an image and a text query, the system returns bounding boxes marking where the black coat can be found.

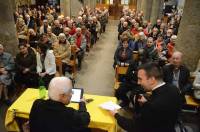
[163,64,192,94]
[29,99,90,132]
[115,83,182,132]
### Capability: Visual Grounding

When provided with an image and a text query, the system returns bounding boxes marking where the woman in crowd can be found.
[113,36,133,68]
[53,33,71,75]
[36,43,56,88]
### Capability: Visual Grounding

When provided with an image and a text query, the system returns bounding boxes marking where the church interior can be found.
[0,0,200,132]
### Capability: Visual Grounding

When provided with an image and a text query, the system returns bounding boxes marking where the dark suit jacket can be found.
[163,64,192,94]
[29,99,90,132]
[115,83,182,132]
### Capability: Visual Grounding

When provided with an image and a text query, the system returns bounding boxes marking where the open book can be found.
[99,101,121,111]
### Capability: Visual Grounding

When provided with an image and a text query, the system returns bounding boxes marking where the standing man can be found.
[110,62,181,132]
[29,77,90,132]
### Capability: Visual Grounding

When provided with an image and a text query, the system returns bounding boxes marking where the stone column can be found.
[60,0,70,17]
[136,0,142,11]
[71,0,83,17]
[141,0,153,21]
[0,0,18,55]
[150,0,161,24]
[90,0,96,9]
[176,0,200,71]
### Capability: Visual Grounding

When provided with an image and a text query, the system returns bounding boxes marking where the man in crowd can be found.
[29,77,90,132]
[163,51,192,102]
[74,28,87,70]
[110,62,182,132]
[0,44,15,105]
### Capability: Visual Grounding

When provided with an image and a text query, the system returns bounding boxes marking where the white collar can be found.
[152,82,166,91]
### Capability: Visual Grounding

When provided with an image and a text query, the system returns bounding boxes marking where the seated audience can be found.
[52,20,63,36]
[0,44,15,105]
[36,43,56,88]
[47,27,59,47]
[16,18,28,41]
[54,33,71,75]
[14,44,38,88]
[166,35,177,59]
[39,20,51,34]
[39,33,53,50]
[141,37,159,64]
[74,28,87,70]
[29,77,90,132]
[28,29,40,48]
[110,62,182,132]
[113,36,133,68]
[163,51,192,102]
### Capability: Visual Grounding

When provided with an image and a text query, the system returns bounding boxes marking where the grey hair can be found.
[0,44,3,49]
[48,77,72,101]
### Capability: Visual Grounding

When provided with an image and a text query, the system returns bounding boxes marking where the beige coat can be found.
[53,42,71,64]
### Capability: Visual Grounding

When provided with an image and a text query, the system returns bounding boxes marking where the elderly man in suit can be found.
[163,51,192,102]
[29,77,90,132]
[110,62,181,132]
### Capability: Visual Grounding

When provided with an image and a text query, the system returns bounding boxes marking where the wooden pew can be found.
[114,65,128,90]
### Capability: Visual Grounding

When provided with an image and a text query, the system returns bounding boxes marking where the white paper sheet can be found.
[99,101,121,111]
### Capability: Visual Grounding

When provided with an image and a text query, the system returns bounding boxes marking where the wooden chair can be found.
[132,51,139,61]
[114,65,128,90]
[183,95,200,113]
[69,45,77,79]
[55,56,63,76]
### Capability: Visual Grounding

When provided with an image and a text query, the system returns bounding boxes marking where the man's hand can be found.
[109,109,118,116]
[138,94,147,106]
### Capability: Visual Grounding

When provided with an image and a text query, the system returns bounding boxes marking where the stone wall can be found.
[176,0,200,71]
[0,0,18,55]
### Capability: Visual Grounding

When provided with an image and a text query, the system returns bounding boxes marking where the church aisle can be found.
[75,20,118,96]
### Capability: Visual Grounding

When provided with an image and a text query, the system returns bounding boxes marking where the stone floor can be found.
[75,20,118,96]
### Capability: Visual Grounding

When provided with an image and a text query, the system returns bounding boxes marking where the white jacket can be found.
[36,50,56,75]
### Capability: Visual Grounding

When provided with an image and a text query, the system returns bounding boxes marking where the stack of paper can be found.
[99,101,121,111]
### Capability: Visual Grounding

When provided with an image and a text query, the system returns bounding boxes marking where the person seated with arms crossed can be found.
[110,62,182,132]
[29,77,90,132]
[163,51,192,103]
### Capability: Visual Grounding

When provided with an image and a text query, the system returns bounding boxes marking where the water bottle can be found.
[39,78,46,99]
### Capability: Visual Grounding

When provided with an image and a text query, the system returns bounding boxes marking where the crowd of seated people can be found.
[113,8,193,131]
[0,4,109,105]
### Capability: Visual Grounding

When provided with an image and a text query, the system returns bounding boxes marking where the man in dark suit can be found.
[29,77,90,132]
[110,62,182,132]
[163,51,192,102]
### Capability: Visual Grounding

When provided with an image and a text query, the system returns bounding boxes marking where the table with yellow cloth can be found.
[5,88,117,132]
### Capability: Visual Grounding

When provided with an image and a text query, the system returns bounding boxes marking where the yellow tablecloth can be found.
[5,88,117,132]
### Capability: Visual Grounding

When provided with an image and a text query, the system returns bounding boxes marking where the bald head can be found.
[171,51,183,68]
[48,77,72,104]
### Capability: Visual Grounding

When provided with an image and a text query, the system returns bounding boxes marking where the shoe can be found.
[5,99,12,106]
